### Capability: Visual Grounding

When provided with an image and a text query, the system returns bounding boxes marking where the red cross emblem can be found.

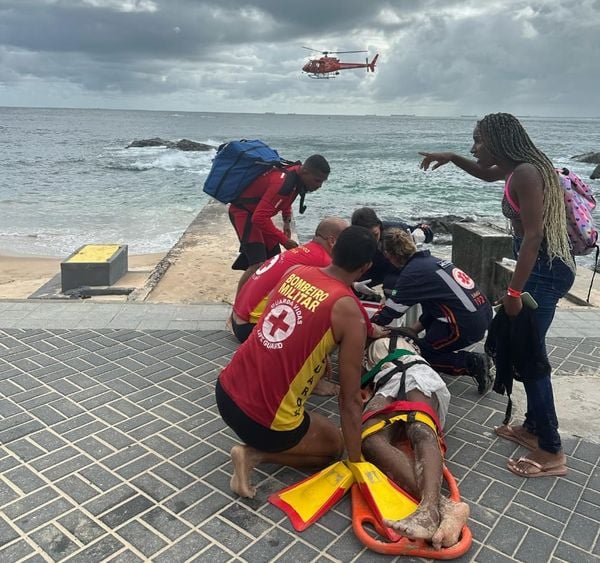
[266,310,290,337]
[262,304,297,343]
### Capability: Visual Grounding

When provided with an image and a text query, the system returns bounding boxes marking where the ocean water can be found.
[1,107,599,267]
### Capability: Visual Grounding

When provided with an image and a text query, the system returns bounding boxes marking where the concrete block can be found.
[61,245,128,292]
[452,223,513,300]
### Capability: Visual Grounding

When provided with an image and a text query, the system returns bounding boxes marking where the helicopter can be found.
[302,47,379,79]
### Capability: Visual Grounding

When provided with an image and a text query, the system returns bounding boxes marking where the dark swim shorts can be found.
[231,316,255,343]
[215,379,310,453]
[229,210,281,269]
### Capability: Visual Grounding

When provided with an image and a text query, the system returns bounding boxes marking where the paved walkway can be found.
[1,300,599,562]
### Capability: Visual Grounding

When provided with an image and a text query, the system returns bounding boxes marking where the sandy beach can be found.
[0,252,168,300]
[0,202,241,304]
[0,247,239,304]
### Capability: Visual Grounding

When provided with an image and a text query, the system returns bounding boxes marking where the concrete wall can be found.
[451,223,513,301]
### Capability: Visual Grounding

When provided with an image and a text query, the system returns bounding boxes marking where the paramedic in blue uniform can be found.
[371,228,493,394]
[229,155,330,295]
[350,207,434,292]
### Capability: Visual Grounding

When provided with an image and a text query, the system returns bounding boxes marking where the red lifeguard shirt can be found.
[219,265,364,431]
[229,164,301,246]
[233,240,331,323]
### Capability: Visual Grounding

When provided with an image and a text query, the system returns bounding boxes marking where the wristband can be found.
[506,287,522,298]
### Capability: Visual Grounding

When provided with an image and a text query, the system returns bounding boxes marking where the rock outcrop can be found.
[416,214,474,235]
[592,164,600,180]
[126,138,215,151]
[572,152,600,165]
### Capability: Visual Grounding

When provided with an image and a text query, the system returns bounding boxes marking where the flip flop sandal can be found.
[507,457,567,478]
[494,425,538,451]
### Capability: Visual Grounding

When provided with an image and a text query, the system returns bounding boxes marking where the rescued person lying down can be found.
[361,334,469,549]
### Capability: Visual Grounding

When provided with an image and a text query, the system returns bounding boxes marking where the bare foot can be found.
[313,378,339,396]
[432,498,470,549]
[384,502,440,541]
[230,445,260,498]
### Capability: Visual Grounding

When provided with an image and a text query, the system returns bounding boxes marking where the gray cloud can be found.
[0,0,598,115]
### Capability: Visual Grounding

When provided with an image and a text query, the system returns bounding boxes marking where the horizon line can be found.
[1,104,599,121]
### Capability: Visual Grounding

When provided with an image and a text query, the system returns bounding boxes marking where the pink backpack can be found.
[558,168,598,302]
[558,167,598,256]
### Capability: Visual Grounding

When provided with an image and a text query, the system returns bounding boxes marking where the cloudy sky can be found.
[1,0,599,116]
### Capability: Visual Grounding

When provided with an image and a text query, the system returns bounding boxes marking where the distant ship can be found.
[390,113,416,117]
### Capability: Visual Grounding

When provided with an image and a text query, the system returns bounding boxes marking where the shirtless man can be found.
[361,336,469,550]
[215,226,377,498]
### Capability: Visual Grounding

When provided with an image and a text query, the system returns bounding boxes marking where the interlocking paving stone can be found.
[0,538,34,560]
[1,325,599,561]
[514,528,558,562]
[106,549,145,563]
[63,534,124,562]
[14,497,74,533]
[0,515,19,547]
[30,523,79,560]
[55,474,101,505]
[151,531,210,563]
[190,543,232,562]
[115,519,167,557]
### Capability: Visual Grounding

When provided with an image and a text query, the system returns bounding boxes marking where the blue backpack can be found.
[203,139,297,204]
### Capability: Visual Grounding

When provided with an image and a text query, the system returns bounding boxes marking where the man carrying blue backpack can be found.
[228,154,330,293]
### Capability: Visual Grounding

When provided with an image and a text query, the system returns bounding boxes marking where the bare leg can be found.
[229,412,344,498]
[362,396,419,496]
[431,497,470,549]
[384,422,443,541]
[373,389,444,542]
[236,262,261,295]
[313,379,339,396]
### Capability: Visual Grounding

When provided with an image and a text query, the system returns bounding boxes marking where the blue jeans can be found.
[514,239,575,453]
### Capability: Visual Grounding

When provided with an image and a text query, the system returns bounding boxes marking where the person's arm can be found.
[332,296,367,463]
[251,173,297,247]
[282,214,293,240]
[501,164,545,317]
[352,295,388,338]
[370,272,416,326]
[419,151,505,182]
[371,294,411,326]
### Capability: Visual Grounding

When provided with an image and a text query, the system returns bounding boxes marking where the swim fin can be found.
[268,461,354,531]
[349,461,419,541]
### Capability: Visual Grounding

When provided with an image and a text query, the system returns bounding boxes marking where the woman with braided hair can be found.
[420,112,575,478]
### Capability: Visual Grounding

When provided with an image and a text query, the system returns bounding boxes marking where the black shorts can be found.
[231,242,280,271]
[215,379,310,453]
[231,317,255,343]
[229,209,281,270]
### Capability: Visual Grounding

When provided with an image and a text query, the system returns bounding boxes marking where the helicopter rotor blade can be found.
[302,46,369,55]
[327,50,368,54]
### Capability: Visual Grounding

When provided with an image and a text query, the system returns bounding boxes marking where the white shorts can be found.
[366,337,450,428]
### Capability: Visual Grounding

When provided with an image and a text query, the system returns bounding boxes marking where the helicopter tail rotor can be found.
[367,54,379,72]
